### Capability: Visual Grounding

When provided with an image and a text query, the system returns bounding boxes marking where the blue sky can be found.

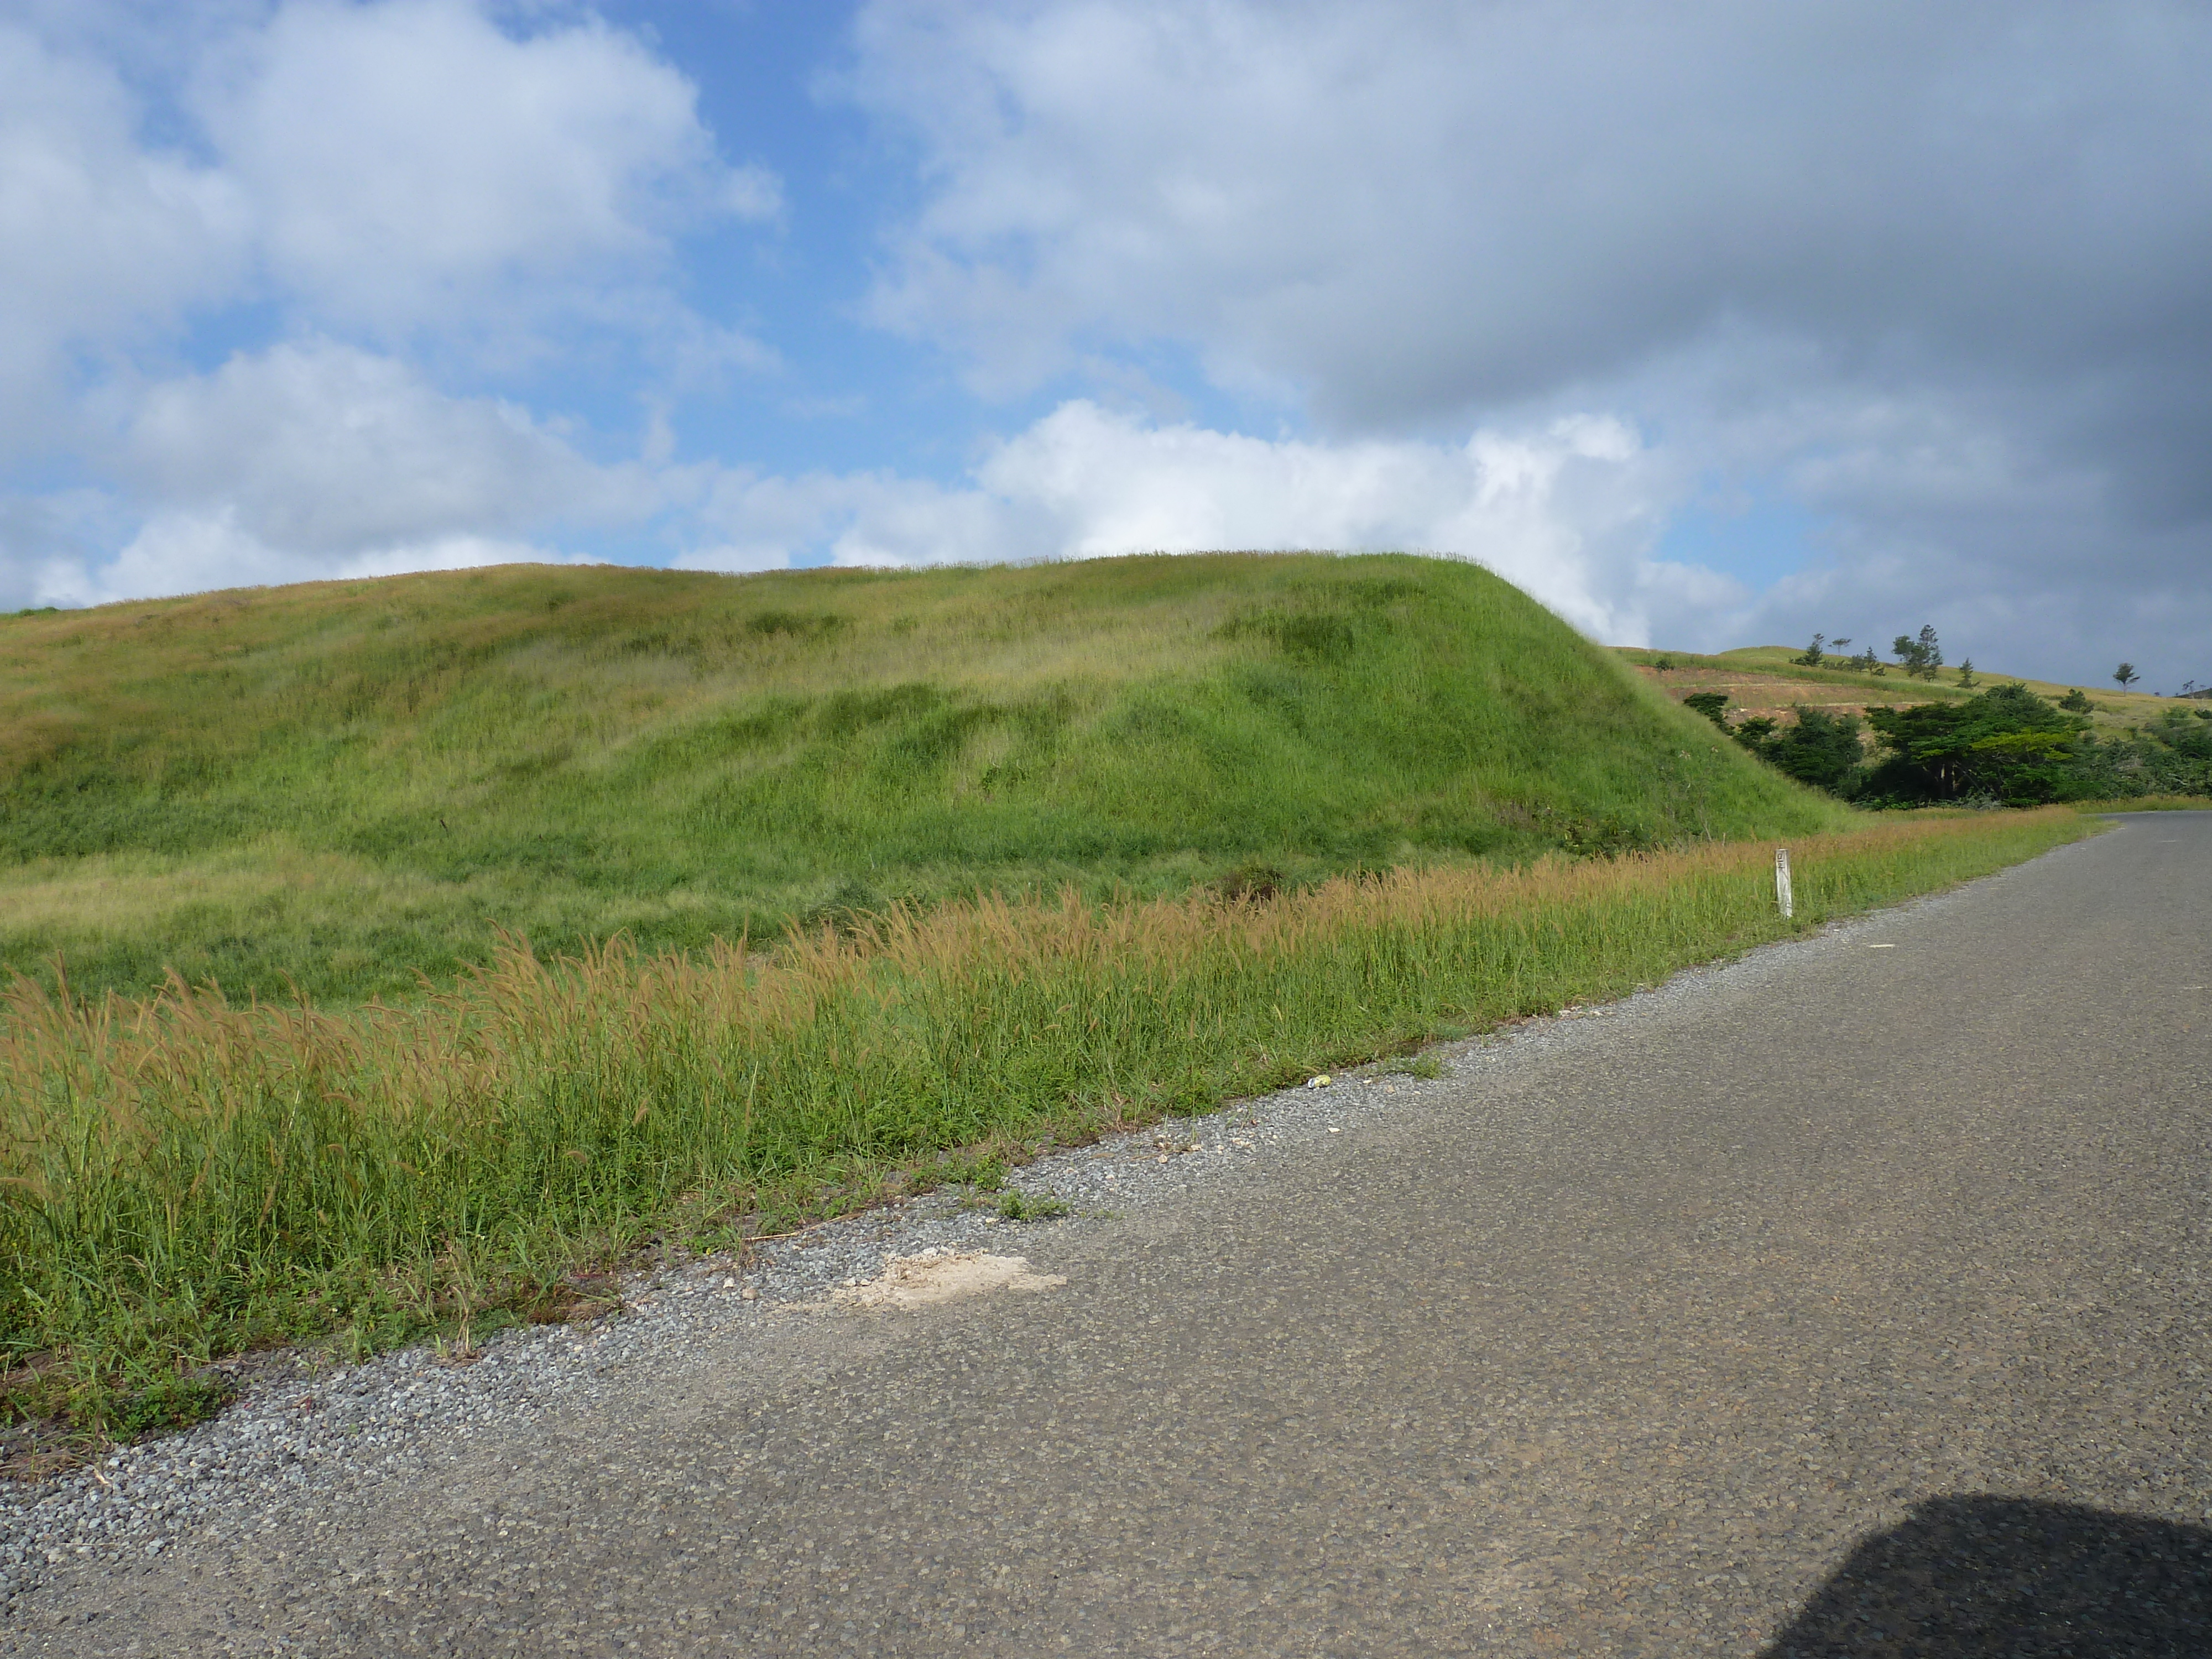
[4,0,2211,687]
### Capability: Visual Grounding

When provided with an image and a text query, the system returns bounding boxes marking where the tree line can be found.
[1795,623,2163,700]
[1683,682,2212,806]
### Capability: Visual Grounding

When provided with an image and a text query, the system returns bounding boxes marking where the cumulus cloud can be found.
[842,0,2212,681]
[16,340,661,608]
[0,0,776,437]
[0,0,780,610]
[191,0,779,339]
[0,20,248,452]
[681,400,1733,645]
[123,340,655,553]
[37,509,569,610]
[849,0,2212,427]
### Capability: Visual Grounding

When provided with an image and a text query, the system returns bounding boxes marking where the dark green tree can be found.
[1733,707,1867,796]
[2058,688,2093,712]
[1892,624,1943,681]
[1682,692,1730,728]
[1864,683,2086,804]
[2114,662,2140,691]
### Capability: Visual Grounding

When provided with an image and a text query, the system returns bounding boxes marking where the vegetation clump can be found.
[1892,624,1945,681]
[1698,681,2212,806]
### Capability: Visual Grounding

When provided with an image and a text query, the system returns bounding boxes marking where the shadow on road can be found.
[1760,1495,2212,1657]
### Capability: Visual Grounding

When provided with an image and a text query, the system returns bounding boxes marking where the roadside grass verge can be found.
[1,809,2089,1449]
[2071,795,2212,812]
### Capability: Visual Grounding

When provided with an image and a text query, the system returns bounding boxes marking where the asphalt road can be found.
[14,813,2212,1656]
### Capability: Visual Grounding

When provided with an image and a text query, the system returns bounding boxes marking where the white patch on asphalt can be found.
[828,1249,1066,1311]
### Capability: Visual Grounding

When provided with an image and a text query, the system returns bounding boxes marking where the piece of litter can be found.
[1308,1074,1333,1088]
[1867,943,1896,949]
[1328,1126,1341,1134]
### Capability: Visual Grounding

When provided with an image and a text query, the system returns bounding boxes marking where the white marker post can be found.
[1775,847,1794,920]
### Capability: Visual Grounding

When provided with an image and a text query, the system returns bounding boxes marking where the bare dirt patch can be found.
[828,1249,1067,1311]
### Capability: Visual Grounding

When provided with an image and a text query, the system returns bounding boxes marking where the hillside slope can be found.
[1616,644,2174,732]
[1,554,1852,1001]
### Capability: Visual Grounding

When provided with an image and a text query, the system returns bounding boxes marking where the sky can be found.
[4,0,2210,688]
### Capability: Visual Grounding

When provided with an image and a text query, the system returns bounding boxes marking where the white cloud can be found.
[193,0,778,338]
[680,465,1036,575]
[34,507,569,609]
[122,340,656,553]
[847,0,2212,426]
[683,399,1725,645]
[0,21,248,451]
[0,2,778,610]
[0,0,776,455]
[839,0,2212,681]
[10,340,660,607]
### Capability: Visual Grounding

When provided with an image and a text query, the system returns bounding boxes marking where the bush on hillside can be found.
[1856,684,2211,805]
[1861,684,2083,804]
[1700,680,2212,807]
[1739,707,1868,797]
[2062,705,2212,801]
[1892,624,1944,681]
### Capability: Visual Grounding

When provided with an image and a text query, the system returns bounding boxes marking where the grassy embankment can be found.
[0,554,2094,1443]
[4,812,2089,1441]
[3,555,1846,1006]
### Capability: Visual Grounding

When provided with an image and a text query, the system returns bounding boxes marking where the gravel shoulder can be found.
[7,816,2209,1656]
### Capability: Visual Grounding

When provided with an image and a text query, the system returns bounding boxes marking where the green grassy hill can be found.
[1,553,1852,1003]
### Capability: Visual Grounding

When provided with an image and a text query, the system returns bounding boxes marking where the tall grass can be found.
[2,809,2088,1427]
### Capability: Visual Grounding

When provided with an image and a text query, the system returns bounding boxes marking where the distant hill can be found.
[1614,645,2176,732]
[0,554,1850,1003]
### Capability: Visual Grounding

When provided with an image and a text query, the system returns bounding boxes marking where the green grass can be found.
[2,554,1851,1004]
[1,811,2091,1447]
